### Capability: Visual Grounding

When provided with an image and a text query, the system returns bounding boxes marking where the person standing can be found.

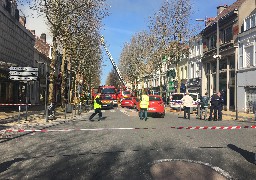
[208,92,219,121]
[200,92,210,120]
[89,92,103,121]
[140,91,149,121]
[217,91,224,121]
[253,100,256,121]
[181,92,194,120]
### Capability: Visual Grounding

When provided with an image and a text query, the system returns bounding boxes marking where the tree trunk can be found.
[61,47,66,107]
[176,62,181,93]
[48,36,57,104]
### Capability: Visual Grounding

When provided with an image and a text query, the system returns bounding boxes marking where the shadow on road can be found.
[227,144,256,165]
[0,158,26,173]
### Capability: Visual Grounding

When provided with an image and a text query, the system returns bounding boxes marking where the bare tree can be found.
[25,0,108,105]
[148,0,194,94]
[119,31,154,90]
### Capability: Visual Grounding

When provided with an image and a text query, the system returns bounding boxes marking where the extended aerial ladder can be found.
[100,36,127,87]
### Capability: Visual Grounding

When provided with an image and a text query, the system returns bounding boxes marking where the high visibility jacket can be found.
[94,95,102,109]
[140,95,149,109]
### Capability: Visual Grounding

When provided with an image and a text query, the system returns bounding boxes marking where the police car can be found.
[169,93,199,110]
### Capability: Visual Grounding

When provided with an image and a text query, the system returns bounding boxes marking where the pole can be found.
[45,64,48,122]
[216,20,220,93]
[25,82,28,121]
[235,47,238,120]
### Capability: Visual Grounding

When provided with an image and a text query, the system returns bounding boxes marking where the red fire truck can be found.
[98,85,118,106]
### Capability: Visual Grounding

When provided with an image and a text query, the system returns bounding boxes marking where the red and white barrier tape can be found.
[0,104,32,106]
[1,126,256,133]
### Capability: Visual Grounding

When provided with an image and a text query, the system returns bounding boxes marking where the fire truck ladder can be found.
[100,36,127,86]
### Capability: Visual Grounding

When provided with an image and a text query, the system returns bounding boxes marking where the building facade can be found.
[0,0,35,104]
[32,32,51,105]
[201,0,255,111]
[237,12,256,112]
[187,36,203,94]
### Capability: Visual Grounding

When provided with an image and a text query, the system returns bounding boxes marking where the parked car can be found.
[135,97,140,111]
[137,95,165,118]
[121,97,136,109]
[169,92,199,110]
[169,93,184,110]
[190,93,200,110]
[100,94,114,109]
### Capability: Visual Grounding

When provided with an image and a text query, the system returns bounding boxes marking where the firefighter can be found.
[140,91,149,121]
[89,92,103,121]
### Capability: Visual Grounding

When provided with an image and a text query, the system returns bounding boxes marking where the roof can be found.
[207,0,246,27]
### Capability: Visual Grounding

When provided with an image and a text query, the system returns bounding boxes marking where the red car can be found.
[137,95,165,118]
[121,97,136,109]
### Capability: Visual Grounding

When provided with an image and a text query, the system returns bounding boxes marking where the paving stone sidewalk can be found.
[167,107,255,122]
[0,105,91,140]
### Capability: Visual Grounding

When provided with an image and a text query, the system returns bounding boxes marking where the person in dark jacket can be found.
[89,93,103,121]
[208,92,219,121]
[199,92,210,120]
[253,100,256,121]
[217,91,224,121]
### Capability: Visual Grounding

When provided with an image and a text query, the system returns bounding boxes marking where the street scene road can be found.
[0,108,255,179]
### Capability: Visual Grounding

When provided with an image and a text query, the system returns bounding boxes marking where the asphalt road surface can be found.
[0,107,255,180]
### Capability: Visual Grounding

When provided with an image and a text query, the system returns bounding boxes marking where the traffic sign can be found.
[9,67,38,72]
[9,71,38,76]
[9,76,37,81]
[9,66,38,81]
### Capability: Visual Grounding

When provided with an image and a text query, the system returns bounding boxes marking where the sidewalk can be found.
[0,105,90,140]
[167,107,255,122]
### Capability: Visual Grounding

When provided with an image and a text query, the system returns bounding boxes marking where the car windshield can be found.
[124,98,132,100]
[123,91,130,95]
[101,96,112,100]
[171,94,183,100]
[149,96,161,101]
[102,88,116,94]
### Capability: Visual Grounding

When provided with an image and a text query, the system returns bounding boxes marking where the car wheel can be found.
[160,111,165,118]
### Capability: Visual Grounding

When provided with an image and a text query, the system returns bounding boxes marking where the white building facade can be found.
[237,13,256,112]
[187,36,203,94]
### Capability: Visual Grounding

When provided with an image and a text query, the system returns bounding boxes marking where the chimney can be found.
[217,4,228,15]
[40,33,46,42]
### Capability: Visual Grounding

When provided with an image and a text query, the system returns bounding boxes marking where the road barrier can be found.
[1,125,256,134]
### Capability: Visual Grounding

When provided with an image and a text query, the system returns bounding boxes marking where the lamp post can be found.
[36,61,48,122]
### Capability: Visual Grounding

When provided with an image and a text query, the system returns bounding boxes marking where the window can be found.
[223,26,233,43]
[209,35,216,49]
[245,46,254,67]
[244,14,256,31]
[191,63,194,79]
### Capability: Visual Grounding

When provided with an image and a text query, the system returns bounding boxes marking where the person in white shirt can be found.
[181,92,194,120]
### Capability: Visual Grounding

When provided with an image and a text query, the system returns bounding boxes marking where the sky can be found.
[19,0,237,85]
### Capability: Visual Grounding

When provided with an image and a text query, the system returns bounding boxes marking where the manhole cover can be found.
[149,159,232,180]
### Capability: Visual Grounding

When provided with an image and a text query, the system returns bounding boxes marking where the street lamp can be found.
[36,61,48,122]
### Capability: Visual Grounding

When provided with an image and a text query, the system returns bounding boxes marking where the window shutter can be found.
[238,43,243,69]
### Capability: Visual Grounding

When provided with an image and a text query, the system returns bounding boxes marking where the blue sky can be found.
[100,0,236,84]
[19,0,237,84]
